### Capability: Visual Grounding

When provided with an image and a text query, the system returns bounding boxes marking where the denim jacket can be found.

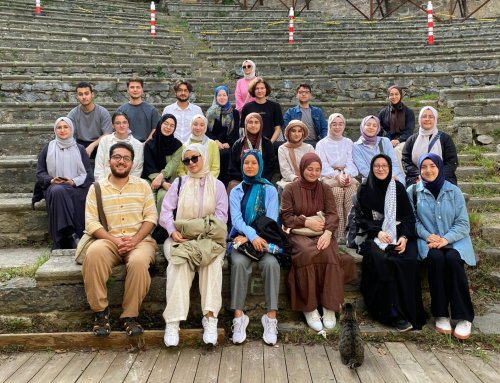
[408,181,476,266]
[283,105,328,139]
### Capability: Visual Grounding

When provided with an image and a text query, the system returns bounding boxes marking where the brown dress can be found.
[281,180,357,312]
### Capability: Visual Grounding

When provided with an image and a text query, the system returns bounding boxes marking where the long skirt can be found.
[45,184,88,249]
[359,240,427,329]
[288,234,357,312]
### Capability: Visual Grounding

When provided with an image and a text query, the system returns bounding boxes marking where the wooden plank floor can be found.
[0,341,498,383]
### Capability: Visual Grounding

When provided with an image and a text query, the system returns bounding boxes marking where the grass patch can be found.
[407,93,439,106]
[0,253,49,283]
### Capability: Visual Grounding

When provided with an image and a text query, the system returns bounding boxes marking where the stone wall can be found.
[246,0,500,19]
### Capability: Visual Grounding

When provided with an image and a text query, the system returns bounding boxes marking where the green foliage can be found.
[0,254,49,283]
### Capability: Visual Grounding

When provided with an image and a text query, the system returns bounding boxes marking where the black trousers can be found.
[426,248,474,322]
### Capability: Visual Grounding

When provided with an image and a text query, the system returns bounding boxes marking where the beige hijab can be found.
[176,143,217,220]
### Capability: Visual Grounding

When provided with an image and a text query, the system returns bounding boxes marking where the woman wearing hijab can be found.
[402,106,458,186]
[34,117,93,250]
[409,153,474,339]
[235,59,256,113]
[277,120,315,189]
[229,150,280,345]
[355,154,426,331]
[228,112,276,185]
[178,114,220,178]
[160,143,228,347]
[142,113,183,213]
[316,113,359,243]
[378,85,415,170]
[206,86,240,185]
[280,153,357,332]
[95,112,144,181]
[353,115,405,184]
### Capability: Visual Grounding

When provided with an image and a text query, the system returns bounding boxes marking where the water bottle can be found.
[268,243,283,254]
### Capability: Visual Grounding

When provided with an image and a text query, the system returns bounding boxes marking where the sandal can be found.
[123,317,144,337]
[93,307,111,337]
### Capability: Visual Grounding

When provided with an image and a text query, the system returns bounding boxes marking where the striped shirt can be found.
[86,176,157,237]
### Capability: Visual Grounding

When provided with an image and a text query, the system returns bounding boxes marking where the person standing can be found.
[162,80,203,143]
[82,142,158,337]
[117,78,160,142]
[67,82,113,158]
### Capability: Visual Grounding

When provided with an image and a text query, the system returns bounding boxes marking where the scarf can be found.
[176,143,217,220]
[297,153,324,217]
[142,114,183,177]
[419,152,445,199]
[240,150,272,226]
[327,113,346,141]
[411,106,442,165]
[359,115,381,146]
[242,59,256,80]
[46,117,86,179]
[186,114,209,146]
[284,120,309,177]
[386,85,406,135]
[206,85,235,136]
[241,112,263,157]
[358,154,414,249]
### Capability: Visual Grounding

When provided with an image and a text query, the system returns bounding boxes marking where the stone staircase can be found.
[0,0,499,334]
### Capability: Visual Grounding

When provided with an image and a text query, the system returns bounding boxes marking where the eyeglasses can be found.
[298,90,310,94]
[111,154,132,163]
[242,65,252,69]
[182,155,201,166]
[373,165,389,169]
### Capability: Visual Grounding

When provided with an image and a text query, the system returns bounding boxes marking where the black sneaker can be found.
[93,307,110,337]
[394,319,413,332]
[123,317,144,337]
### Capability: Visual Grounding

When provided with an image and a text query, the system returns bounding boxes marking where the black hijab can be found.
[358,154,414,221]
[142,114,183,177]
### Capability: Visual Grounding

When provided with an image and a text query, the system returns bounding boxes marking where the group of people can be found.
[33,62,475,345]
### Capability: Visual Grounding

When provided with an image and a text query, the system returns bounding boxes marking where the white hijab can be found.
[46,117,86,179]
[186,114,209,146]
[411,106,442,165]
[242,59,256,79]
[176,143,217,220]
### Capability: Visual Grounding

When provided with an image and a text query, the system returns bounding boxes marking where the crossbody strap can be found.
[427,131,441,152]
[93,182,108,231]
[378,139,384,154]
[173,176,183,220]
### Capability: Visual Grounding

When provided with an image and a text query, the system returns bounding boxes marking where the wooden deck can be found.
[0,341,498,383]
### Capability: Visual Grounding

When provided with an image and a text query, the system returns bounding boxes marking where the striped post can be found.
[288,7,294,44]
[150,1,156,36]
[35,0,41,15]
[427,1,434,45]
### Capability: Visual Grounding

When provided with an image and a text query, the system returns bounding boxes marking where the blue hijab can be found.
[240,150,272,225]
[418,152,445,198]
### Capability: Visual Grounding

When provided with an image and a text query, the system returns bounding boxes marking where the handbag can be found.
[74,182,108,264]
[235,241,265,262]
[291,212,325,237]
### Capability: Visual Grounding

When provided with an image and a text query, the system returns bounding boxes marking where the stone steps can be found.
[453,116,500,138]
[439,85,500,102]
[0,247,361,327]
[449,99,500,117]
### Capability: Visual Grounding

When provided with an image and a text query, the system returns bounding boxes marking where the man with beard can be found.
[117,78,160,142]
[283,83,328,147]
[162,80,203,143]
[67,82,113,158]
[82,142,158,337]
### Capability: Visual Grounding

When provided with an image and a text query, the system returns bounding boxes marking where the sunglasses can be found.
[242,65,252,69]
[182,155,201,166]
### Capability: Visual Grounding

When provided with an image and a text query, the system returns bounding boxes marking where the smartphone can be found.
[385,244,397,253]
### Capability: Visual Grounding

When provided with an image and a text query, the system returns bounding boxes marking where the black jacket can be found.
[228,137,277,182]
[378,104,415,142]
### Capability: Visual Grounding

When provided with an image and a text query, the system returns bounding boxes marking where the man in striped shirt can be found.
[82,142,158,337]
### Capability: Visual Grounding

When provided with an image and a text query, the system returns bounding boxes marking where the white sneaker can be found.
[261,314,278,345]
[164,321,180,347]
[435,317,452,334]
[202,316,218,345]
[232,314,249,344]
[304,310,323,331]
[322,308,337,329]
[454,320,472,340]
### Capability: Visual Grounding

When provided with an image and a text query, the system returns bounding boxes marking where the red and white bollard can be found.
[35,0,42,16]
[288,7,294,44]
[150,1,156,36]
[427,1,434,45]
